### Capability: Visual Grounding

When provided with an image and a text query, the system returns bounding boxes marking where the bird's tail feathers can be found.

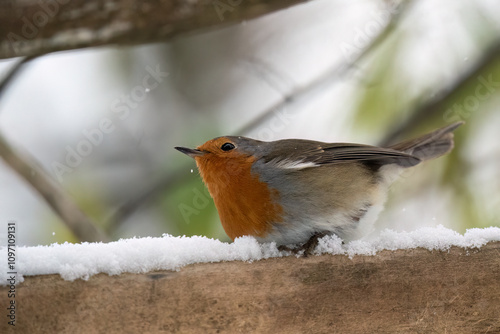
[387,121,464,162]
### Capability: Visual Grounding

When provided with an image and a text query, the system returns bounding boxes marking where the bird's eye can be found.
[221,143,235,151]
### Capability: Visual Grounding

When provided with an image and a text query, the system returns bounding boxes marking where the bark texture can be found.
[0,0,309,59]
[2,242,500,333]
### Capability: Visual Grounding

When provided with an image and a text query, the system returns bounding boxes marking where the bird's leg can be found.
[277,244,296,253]
[300,232,328,257]
[278,232,329,257]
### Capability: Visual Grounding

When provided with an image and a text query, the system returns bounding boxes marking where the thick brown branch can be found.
[0,0,309,59]
[3,243,500,333]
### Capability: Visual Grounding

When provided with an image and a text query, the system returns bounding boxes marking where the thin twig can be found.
[106,1,414,232]
[0,57,109,242]
[379,39,500,146]
[236,0,414,135]
[0,55,38,102]
[105,172,193,234]
[0,134,110,242]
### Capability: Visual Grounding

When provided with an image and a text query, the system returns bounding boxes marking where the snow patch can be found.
[1,225,499,284]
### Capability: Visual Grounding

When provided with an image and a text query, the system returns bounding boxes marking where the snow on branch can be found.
[1,226,500,333]
[1,225,500,283]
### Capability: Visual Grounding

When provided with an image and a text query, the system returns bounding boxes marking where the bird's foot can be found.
[278,232,328,257]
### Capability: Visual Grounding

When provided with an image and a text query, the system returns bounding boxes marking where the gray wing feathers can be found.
[304,145,421,167]
[264,142,421,168]
[260,122,463,169]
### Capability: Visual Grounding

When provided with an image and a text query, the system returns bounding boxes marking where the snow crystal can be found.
[1,225,499,284]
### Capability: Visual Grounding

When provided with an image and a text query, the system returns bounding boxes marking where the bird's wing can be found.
[306,144,421,167]
[264,141,421,169]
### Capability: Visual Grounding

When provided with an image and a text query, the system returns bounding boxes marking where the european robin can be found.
[176,122,463,252]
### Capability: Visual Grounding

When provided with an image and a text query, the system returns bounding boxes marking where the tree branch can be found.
[236,0,415,135]
[0,133,109,242]
[0,0,310,59]
[0,57,109,242]
[0,55,39,103]
[379,38,500,146]
[5,243,500,333]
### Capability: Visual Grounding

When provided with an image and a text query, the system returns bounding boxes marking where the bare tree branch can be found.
[0,0,310,59]
[236,0,415,135]
[0,57,109,242]
[6,243,500,333]
[105,172,192,234]
[0,55,39,102]
[379,39,500,146]
[0,134,110,242]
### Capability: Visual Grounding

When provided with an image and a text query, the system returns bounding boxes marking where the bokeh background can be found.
[1,0,499,246]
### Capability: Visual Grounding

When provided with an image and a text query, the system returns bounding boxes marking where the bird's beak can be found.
[175,147,206,158]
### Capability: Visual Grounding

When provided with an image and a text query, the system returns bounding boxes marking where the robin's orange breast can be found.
[194,153,284,240]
